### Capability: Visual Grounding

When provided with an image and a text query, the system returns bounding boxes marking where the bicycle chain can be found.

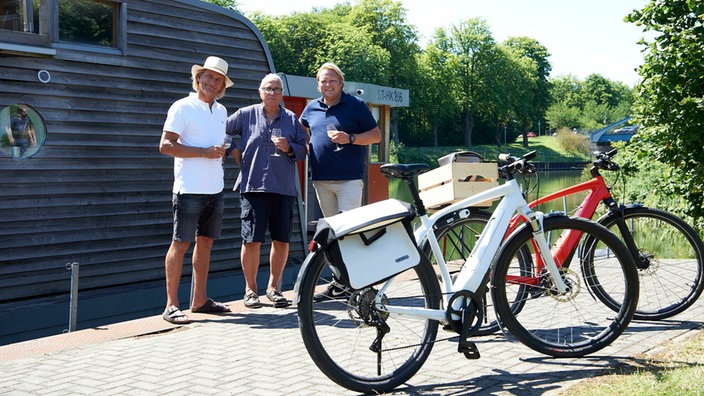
[378,292,462,352]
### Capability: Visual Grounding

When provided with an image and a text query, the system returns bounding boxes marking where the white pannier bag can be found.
[312,199,421,289]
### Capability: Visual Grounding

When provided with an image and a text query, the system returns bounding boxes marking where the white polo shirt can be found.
[164,92,226,194]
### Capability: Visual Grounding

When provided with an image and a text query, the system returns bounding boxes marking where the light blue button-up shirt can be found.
[226,104,307,197]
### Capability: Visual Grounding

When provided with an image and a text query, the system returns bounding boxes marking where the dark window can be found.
[59,0,115,47]
[0,0,40,33]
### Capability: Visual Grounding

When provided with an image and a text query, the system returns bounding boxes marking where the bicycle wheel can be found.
[425,210,532,336]
[297,250,441,393]
[594,206,704,320]
[491,215,638,357]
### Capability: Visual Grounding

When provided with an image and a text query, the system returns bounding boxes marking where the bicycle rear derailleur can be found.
[347,288,390,353]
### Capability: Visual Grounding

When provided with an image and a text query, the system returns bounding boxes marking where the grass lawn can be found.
[562,326,704,395]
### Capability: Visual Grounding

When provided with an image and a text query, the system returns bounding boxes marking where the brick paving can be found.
[0,290,702,395]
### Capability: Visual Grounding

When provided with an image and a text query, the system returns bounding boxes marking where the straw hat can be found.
[191,56,234,88]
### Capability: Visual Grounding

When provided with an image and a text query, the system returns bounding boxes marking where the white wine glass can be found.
[271,128,282,157]
[326,123,343,152]
[222,134,232,150]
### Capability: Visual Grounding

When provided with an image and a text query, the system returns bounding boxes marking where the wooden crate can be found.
[418,163,499,209]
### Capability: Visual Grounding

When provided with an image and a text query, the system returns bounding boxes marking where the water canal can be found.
[388,169,588,215]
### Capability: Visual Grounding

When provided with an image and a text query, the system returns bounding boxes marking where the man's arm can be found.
[347,126,381,146]
[231,147,242,166]
[5,125,14,145]
[159,131,224,158]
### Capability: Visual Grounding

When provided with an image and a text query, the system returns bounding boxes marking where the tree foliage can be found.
[438,19,496,147]
[202,0,239,11]
[545,74,634,132]
[625,0,704,221]
[348,0,421,87]
[214,0,632,151]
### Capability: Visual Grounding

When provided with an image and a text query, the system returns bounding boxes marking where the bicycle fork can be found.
[526,212,570,295]
[607,201,651,270]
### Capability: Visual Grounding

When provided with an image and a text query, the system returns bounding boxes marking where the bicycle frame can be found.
[379,177,569,322]
[525,175,609,228]
[494,173,617,279]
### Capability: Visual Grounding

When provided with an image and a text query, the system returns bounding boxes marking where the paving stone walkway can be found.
[0,291,702,395]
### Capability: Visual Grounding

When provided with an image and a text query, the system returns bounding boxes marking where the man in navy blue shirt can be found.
[299,62,381,301]
[227,73,307,308]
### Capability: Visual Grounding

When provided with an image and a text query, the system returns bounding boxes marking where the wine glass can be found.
[326,124,343,152]
[271,128,282,157]
[222,134,232,150]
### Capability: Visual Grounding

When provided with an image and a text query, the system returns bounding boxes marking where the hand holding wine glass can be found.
[271,128,282,157]
[222,134,232,150]
[326,123,343,152]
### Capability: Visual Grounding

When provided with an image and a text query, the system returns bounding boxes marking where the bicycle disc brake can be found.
[637,251,658,274]
[545,268,580,302]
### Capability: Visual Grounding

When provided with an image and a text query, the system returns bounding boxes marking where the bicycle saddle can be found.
[380,163,430,179]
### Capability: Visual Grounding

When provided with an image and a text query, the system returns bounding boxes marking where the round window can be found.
[1,104,46,159]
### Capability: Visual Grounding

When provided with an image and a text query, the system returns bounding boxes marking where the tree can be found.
[411,43,461,146]
[433,18,496,147]
[626,0,704,221]
[348,0,421,87]
[201,0,239,11]
[545,101,581,131]
[550,74,585,109]
[545,74,634,131]
[502,37,551,147]
[250,5,396,83]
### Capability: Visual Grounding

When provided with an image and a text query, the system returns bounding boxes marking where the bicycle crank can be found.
[446,290,483,359]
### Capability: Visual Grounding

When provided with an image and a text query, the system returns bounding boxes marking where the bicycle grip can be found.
[499,153,516,163]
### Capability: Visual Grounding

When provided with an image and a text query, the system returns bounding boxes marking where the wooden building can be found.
[0,0,298,344]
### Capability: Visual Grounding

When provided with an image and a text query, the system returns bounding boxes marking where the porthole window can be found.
[1,104,46,159]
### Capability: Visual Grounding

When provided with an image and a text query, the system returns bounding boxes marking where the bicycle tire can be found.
[491,215,638,357]
[424,210,532,336]
[592,206,704,320]
[297,249,441,393]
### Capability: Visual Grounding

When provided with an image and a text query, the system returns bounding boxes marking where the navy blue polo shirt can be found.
[300,91,377,181]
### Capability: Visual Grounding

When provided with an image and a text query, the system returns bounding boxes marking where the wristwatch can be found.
[349,133,356,145]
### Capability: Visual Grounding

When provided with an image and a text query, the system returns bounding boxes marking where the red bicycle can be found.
[431,148,704,334]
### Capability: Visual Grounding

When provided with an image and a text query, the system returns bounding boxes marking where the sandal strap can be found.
[165,306,186,318]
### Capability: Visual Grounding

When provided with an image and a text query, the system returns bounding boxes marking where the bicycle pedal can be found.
[458,340,480,360]
[442,323,457,332]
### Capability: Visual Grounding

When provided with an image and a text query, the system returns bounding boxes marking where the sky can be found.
[236,0,650,87]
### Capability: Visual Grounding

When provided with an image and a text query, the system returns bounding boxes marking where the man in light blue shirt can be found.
[227,73,307,308]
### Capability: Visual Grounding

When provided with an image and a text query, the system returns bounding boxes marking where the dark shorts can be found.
[172,191,224,242]
[240,192,293,243]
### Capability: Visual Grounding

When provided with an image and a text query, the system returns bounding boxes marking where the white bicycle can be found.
[294,151,639,393]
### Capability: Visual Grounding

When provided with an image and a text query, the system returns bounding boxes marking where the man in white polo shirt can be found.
[158,56,233,324]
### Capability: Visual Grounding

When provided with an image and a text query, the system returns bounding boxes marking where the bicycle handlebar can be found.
[592,148,620,172]
[498,150,537,179]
